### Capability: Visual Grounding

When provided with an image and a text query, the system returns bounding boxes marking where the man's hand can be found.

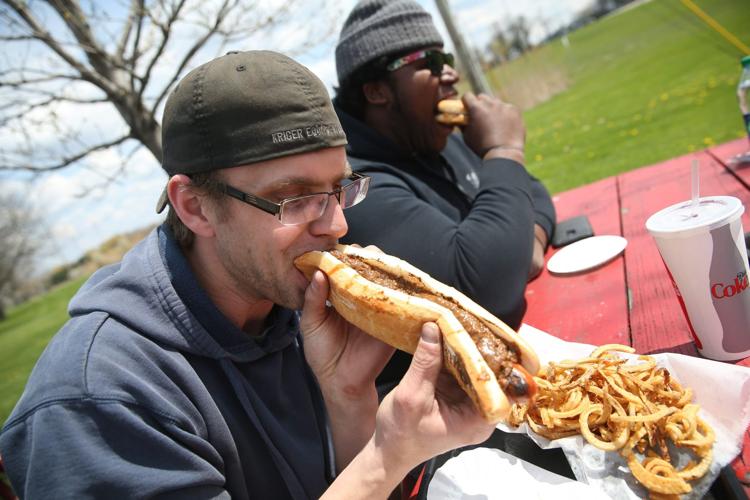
[300,268,395,470]
[374,323,495,466]
[300,271,394,398]
[461,92,526,164]
[322,323,495,499]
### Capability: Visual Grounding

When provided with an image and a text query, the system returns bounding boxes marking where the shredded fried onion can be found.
[508,345,715,498]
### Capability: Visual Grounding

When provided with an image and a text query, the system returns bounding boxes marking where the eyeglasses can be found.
[386,50,455,76]
[218,172,370,226]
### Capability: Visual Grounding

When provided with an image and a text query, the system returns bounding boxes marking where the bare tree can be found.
[487,22,510,65]
[485,17,532,64]
[508,16,532,58]
[0,189,47,320]
[0,0,340,179]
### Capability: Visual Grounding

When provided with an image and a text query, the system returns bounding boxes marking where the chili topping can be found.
[332,250,522,390]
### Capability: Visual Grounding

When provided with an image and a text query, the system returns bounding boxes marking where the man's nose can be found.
[310,194,348,238]
[440,64,460,84]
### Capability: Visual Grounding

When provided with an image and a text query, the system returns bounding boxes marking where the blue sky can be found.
[2,0,594,273]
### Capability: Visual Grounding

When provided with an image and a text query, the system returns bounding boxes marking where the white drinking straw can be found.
[690,158,700,217]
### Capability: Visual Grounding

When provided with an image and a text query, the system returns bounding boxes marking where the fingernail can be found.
[311,270,323,287]
[421,323,439,344]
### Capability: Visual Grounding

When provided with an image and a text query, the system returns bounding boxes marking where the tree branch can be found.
[128,0,146,93]
[152,0,233,111]
[3,0,109,89]
[78,141,143,192]
[0,94,108,126]
[0,73,81,87]
[46,0,118,85]
[0,134,131,172]
[138,0,186,98]
[116,0,140,59]
[0,34,37,41]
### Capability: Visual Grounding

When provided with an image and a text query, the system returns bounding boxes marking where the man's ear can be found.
[362,80,392,106]
[168,174,216,238]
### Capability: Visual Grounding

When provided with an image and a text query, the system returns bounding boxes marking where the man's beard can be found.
[217,239,298,310]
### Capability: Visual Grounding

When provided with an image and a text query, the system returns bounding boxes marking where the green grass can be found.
[487,0,750,194]
[0,276,88,425]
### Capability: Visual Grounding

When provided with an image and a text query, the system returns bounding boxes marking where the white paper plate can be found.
[427,447,609,500]
[547,235,627,274]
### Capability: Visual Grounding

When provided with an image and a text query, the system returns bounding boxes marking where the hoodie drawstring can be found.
[219,358,310,499]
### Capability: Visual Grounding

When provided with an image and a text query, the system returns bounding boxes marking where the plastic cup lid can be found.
[645,196,744,238]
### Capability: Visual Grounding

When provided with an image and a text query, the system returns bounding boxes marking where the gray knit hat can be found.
[335,0,444,85]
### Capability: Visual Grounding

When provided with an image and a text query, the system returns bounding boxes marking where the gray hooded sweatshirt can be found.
[0,226,333,499]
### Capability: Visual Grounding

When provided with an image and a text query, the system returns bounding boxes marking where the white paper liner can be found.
[431,324,750,499]
[427,447,610,499]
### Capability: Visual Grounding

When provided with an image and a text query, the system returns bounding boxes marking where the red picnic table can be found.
[524,137,750,495]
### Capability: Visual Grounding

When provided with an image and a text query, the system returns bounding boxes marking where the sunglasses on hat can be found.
[386,50,455,76]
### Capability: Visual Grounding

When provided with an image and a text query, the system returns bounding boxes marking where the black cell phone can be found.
[551,215,594,248]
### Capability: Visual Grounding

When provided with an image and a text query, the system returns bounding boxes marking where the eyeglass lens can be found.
[279,176,369,225]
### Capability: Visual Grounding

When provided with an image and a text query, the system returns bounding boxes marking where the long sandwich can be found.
[294,245,539,424]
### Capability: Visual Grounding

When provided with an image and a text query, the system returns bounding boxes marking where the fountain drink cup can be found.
[646,196,750,361]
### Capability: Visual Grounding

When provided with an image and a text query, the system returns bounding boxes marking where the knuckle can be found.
[410,349,434,372]
[392,387,419,413]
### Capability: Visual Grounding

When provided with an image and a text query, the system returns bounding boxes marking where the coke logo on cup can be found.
[710,271,749,299]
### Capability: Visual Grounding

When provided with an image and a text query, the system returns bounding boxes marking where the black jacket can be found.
[336,106,556,386]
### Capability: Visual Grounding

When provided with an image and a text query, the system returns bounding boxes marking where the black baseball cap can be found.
[156,50,347,213]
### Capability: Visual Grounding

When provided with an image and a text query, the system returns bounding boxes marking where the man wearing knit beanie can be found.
[333,0,556,390]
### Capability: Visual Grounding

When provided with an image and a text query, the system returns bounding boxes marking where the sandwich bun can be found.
[436,99,469,126]
[295,244,539,423]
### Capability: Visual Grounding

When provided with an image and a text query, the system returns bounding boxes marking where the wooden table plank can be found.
[524,176,630,345]
[734,430,750,486]
[708,137,750,164]
[619,150,750,366]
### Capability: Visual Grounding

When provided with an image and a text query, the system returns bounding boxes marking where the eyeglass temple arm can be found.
[222,185,280,215]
